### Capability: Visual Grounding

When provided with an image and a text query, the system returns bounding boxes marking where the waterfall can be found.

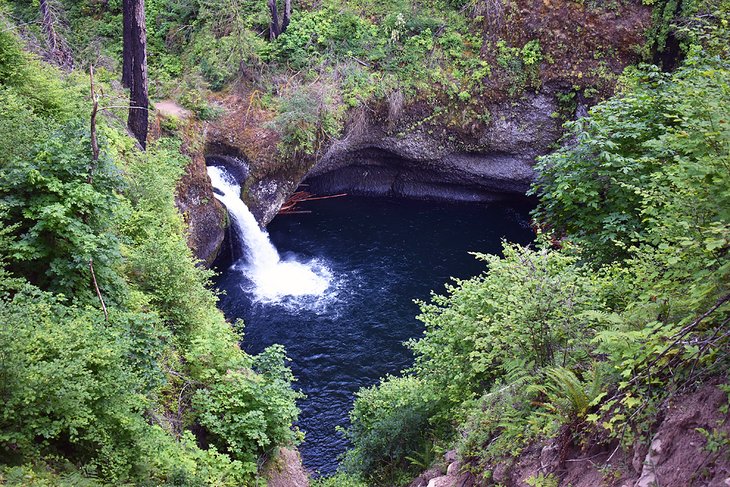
[207,165,331,302]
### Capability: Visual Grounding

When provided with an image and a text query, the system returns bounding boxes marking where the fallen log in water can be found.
[278,191,347,215]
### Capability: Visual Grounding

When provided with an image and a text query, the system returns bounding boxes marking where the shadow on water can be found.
[212,194,534,475]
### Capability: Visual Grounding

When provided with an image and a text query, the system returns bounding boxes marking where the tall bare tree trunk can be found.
[268,0,280,40]
[281,0,291,33]
[39,0,74,70]
[121,0,132,88]
[123,0,148,149]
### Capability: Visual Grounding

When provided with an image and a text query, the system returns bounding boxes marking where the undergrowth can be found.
[0,26,301,485]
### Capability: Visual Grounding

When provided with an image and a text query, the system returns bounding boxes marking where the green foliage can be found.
[526,473,559,487]
[189,23,264,90]
[311,472,369,487]
[179,90,225,120]
[530,366,604,421]
[0,29,302,485]
[531,51,730,264]
[265,7,377,69]
[120,138,219,333]
[193,345,303,470]
[271,84,343,157]
[343,376,442,483]
[0,30,123,303]
[0,28,71,118]
[0,464,104,486]
[410,243,611,408]
[0,121,124,301]
[494,39,543,94]
[0,286,155,481]
[457,377,552,462]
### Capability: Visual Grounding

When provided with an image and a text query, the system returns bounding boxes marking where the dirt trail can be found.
[154,99,191,118]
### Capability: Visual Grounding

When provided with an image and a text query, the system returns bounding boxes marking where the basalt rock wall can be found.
[305,90,561,203]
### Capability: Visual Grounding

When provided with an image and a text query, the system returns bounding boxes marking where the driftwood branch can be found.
[278,191,347,215]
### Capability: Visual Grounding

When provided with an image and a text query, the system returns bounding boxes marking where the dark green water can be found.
[213,196,533,475]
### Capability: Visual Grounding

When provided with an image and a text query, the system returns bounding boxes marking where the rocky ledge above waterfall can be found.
[304,90,561,202]
[204,87,562,225]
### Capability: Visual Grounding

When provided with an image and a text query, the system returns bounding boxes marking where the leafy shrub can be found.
[120,138,220,333]
[0,286,153,481]
[135,428,248,486]
[0,122,124,302]
[271,83,343,157]
[311,472,369,487]
[458,378,548,462]
[531,52,730,263]
[0,464,103,486]
[343,376,442,483]
[0,28,70,118]
[409,243,612,408]
[530,366,604,421]
[494,39,543,94]
[192,345,303,471]
[266,8,377,69]
[189,27,264,90]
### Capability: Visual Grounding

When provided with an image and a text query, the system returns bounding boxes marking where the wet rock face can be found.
[245,175,299,224]
[305,91,560,203]
[175,152,227,267]
[306,150,534,202]
[207,154,250,183]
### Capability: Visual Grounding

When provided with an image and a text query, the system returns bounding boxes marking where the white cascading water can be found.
[207,165,332,302]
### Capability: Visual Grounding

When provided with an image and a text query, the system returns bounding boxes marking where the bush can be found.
[0,286,153,481]
[271,83,343,157]
[265,7,377,68]
[409,243,612,409]
[531,51,730,264]
[311,472,368,487]
[0,121,124,302]
[193,345,303,471]
[343,376,442,483]
[0,28,70,118]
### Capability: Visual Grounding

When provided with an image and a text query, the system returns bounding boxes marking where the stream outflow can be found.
[208,165,534,474]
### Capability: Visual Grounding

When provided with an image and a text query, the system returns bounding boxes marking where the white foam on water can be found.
[207,165,333,304]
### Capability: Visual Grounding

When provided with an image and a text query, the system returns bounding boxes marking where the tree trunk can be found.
[121,0,133,88]
[124,0,148,149]
[268,0,280,40]
[281,0,291,34]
